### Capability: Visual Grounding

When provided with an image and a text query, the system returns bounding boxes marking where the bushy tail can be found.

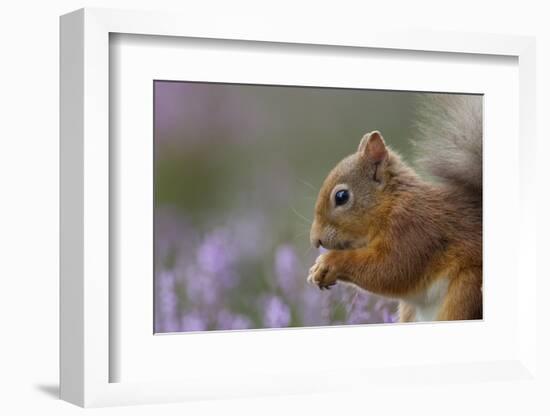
[414,94,482,196]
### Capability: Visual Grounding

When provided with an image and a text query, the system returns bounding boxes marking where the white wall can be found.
[1,0,548,414]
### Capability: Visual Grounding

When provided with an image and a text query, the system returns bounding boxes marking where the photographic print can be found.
[153,82,482,333]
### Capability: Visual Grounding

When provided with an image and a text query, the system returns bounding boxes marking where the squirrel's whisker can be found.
[302,245,315,256]
[298,178,318,193]
[293,231,309,239]
[290,206,313,226]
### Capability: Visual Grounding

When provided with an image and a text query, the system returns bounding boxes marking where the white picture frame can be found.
[60,7,538,408]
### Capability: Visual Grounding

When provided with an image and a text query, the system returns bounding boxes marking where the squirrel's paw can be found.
[307,254,338,290]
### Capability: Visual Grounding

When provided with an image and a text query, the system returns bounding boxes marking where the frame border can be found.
[60,7,537,407]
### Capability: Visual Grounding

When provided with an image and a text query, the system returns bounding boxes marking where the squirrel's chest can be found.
[403,277,450,322]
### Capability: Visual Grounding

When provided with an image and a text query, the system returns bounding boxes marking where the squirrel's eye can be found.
[334,189,350,206]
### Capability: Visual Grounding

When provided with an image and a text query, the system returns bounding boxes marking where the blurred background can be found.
[154,81,433,333]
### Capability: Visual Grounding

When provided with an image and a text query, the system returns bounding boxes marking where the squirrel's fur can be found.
[308,95,482,322]
[415,94,482,197]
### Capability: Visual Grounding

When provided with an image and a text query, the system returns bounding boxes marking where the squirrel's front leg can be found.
[307,251,352,290]
[307,245,415,297]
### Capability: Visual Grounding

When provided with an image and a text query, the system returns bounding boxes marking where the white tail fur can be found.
[414,94,483,195]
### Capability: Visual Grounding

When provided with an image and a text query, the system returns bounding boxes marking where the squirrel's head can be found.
[310,130,398,250]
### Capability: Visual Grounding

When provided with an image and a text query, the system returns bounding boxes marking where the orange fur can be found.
[308,127,482,322]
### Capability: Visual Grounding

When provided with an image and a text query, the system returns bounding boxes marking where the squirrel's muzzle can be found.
[310,221,322,248]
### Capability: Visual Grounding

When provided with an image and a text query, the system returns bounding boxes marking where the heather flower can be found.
[347,306,372,325]
[197,228,235,275]
[216,309,252,330]
[300,286,331,327]
[181,310,207,332]
[184,265,221,308]
[262,295,291,328]
[274,244,300,297]
[154,208,399,333]
[155,270,181,332]
[346,291,399,324]
[345,290,374,325]
[383,308,396,324]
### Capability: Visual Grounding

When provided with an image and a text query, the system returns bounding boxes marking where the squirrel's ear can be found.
[358,131,388,163]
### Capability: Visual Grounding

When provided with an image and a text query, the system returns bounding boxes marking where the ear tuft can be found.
[358,131,387,163]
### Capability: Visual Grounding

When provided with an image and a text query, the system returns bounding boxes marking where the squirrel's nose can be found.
[310,234,322,248]
[310,220,322,248]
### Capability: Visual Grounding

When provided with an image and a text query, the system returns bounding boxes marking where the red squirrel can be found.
[308,95,482,322]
